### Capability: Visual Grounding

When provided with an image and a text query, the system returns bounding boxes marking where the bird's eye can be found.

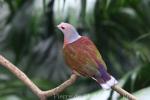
[61,26,65,29]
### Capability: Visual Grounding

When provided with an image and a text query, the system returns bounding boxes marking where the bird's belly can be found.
[66,56,99,77]
[63,39,100,77]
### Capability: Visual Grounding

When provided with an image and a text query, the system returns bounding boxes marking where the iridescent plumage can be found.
[63,36,110,83]
[57,22,117,89]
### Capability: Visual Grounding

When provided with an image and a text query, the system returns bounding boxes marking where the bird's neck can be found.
[64,32,81,46]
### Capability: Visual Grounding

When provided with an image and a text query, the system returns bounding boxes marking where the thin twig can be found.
[0,55,78,100]
[111,85,137,100]
[42,74,77,97]
[0,55,137,100]
[0,55,42,97]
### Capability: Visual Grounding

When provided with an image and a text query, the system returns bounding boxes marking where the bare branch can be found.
[111,85,137,100]
[0,55,137,100]
[0,55,42,96]
[0,55,78,100]
[42,74,77,97]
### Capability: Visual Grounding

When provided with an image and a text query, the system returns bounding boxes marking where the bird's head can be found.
[57,22,76,35]
[57,22,81,44]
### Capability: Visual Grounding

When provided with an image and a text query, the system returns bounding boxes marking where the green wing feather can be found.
[63,36,107,77]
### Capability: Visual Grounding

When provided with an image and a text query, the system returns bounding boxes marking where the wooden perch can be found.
[111,85,137,100]
[0,55,77,100]
[0,55,137,100]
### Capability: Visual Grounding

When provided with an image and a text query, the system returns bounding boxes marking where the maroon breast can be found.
[63,36,103,77]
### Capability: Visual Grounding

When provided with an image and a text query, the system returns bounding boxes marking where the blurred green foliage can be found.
[0,0,150,100]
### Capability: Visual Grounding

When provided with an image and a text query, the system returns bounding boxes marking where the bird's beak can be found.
[57,22,63,29]
[57,24,61,29]
[57,22,65,29]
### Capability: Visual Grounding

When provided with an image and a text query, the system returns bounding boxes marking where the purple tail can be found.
[93,64,118,89]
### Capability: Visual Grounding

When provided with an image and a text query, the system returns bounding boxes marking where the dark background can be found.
[0,0,150,100]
